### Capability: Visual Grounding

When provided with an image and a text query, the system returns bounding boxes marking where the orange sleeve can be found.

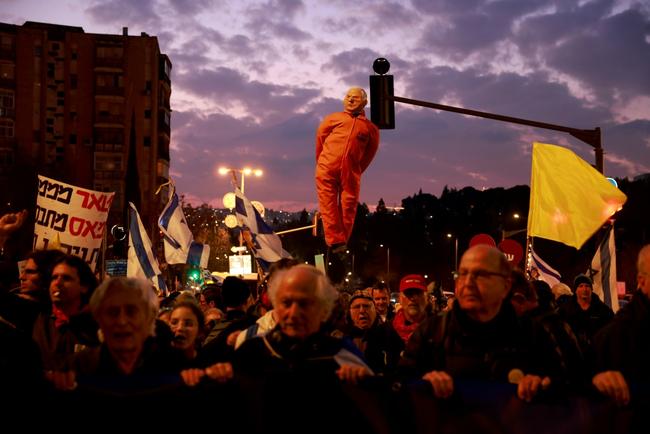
[360,123,380,173]
[315,115,334,162]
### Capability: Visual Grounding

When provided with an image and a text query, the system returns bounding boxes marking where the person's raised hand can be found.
[0,209,28,239]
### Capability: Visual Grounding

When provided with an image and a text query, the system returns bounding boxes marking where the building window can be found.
[143,136,151,147]
[0,63,14,80]
[144,109,151,119]
[0,90,13,108]
[94,152,124,171]
[69,134,77,144]
[163,59,171,77]
[0,119,14,137]
[70,75,78,89]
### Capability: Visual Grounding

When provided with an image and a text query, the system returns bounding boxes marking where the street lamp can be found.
[501,212,526,241]
[218,166,263,194]
[447,233,458,272]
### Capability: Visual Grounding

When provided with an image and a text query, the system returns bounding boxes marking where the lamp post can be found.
[218,166,263,194]
[380,244,390,289]
[446,233,458,272]
[501,212,526,241]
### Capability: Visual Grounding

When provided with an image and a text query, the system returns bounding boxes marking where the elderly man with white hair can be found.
[46,277,186,391]
[192,264,372,386]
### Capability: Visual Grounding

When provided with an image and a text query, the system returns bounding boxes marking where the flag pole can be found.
[524,236,532,277]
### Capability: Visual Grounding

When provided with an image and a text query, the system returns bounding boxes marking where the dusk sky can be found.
[4,0,650,211]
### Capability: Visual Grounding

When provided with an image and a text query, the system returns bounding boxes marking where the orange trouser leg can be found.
[340,173,360,242]
[316,168,346,246]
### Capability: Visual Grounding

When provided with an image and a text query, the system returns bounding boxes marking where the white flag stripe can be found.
[528,247,561,287]
[234,186,290,265]
[158,183,209,267]
[590,226,619,313]
[127,202,166,294]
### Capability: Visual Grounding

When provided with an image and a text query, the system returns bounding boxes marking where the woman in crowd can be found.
[169,300,205,365]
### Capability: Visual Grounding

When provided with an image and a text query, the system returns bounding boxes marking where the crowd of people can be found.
[1,209,649,432]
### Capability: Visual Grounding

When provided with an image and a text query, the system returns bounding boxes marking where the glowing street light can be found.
[218,166,263,194]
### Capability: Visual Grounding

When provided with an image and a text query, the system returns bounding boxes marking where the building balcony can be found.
[0,137,17,150]
[95,86,124,97]
[95,113,124,125]
[0,107,15,118]
[158,112,170,136]
[0,47,15,61]
[0,77,15,89]
[95,56,123,69]
[158,139,169,161]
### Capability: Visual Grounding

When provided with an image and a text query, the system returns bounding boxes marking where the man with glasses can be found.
[400,245,563,403]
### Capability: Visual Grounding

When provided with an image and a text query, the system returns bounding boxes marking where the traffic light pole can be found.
[370,58,604,173]
[390,94,603,173]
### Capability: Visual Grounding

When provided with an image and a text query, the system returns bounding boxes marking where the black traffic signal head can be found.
[370,73,395,129]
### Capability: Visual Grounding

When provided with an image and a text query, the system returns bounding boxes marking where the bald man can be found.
[315,87,379,252]
[400,245,563,402]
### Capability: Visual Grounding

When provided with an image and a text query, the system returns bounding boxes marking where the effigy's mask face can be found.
[343,88,366,114]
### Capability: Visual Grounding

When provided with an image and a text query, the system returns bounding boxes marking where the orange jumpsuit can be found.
[315,111,379,247]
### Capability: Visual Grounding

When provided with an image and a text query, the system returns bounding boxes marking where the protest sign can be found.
[33,175,114,271]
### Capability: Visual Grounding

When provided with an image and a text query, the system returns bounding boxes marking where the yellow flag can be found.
[527,142,627,249]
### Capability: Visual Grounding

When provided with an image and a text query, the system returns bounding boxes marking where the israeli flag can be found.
[234,187,290,266]
[158,183,210,268]
[589,225,619,312]
[528,247,561,287]
[127,202,167,294]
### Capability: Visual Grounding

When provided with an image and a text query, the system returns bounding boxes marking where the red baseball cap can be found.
[399,274,427,292]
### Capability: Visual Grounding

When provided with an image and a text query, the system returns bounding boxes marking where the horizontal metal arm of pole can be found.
[391,95,600,149]
[276,224,316,236]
